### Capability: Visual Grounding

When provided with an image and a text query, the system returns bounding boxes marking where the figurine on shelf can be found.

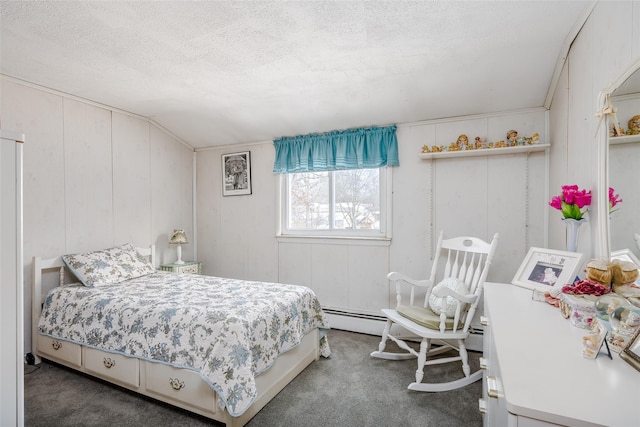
[610,124,625,137]
[495,140,507,148]
[628,115,640,135]
[474,136,486,149]
[421,145,430,153]
[531,132,540,144]
[506,130,519,146]
[430,145,442,152]
[456,134,469,149]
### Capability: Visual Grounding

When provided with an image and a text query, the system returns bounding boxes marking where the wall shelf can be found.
[609,134,640,145]
[418,143,550,159]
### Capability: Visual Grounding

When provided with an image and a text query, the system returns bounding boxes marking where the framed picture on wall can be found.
[222,151,252,196]
[512,247,584,293]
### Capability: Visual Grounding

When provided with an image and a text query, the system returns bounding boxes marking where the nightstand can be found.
[160,261,202,274]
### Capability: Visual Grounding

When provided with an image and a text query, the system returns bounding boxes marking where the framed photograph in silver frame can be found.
[222,151,252,196]
[620,327,640,373]
[511,247,584,293]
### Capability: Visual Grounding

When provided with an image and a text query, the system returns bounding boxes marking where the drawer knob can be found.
[487,376,503,399]
[478,398,487,414]
[51,340,62,350]
[480,316,489,326]
[479,357,488,370]
[169,377,185,391]
[103,357,116,369]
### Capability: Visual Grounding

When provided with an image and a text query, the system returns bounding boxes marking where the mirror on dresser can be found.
[603,59,640,259]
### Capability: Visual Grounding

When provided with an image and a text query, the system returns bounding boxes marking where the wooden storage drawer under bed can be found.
[37,335,82,367]
[84,347,140,388]
[144,361,217,413]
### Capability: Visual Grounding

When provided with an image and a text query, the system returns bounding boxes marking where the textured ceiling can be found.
[0,1,591,149]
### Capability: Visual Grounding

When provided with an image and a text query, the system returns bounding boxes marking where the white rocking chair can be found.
[371,231,498,392]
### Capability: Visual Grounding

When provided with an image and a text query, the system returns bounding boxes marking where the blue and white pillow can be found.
[62,243,154,287]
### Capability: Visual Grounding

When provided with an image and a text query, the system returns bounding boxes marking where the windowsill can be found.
[276,235,392,246]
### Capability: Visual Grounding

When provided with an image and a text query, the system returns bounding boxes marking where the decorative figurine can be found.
[628,115,640,135]
[421,145,430,153]
[531,132,540,144]
[456,134,469,149]
[610,123,625,137]
[506,130,519,146]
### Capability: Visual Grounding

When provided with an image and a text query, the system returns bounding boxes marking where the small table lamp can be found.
[169,229,188,264]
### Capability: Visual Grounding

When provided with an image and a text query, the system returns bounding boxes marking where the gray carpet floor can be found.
[24,329,482,427]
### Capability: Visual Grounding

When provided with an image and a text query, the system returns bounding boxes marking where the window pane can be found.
[334,169,380,230]
[287,172,329,230]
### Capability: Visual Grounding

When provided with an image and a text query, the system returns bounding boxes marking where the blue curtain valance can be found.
[273,125,399,173]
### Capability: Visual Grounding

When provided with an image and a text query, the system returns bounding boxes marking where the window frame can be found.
[278,167,393,240]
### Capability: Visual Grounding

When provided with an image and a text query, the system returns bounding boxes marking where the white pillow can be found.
[428,277,469,318]
[62,243,154,287]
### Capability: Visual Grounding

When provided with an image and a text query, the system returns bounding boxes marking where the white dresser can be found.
[481,282,640,427]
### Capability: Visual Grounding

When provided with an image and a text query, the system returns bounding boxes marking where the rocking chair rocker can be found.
[371,231,498,392]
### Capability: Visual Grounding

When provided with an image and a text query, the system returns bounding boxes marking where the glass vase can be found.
[562,218,586,252]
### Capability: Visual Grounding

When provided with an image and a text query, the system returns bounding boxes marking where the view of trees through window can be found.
[286,169,380,231]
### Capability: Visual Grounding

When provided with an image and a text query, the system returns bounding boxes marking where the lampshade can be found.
[169,229,188,264]
[169,229,188,245]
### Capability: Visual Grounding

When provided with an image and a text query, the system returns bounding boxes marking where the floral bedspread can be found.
[38,272,330,416]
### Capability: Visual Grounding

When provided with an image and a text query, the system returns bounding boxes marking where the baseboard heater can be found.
[322,307,387,321]
[322,307,483,351]
[322,307,388,336]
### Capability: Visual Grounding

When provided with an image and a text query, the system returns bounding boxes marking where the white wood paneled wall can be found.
[197,109,548,321]
[112,113,151,247]
[196,143,280,283]
[548,1,640,260]
[0,77,195,355]
[64,98,114,251]
[391,110,548,285]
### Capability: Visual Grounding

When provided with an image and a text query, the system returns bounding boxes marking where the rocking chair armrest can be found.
[431,286,478,304]
[387,272,432,288]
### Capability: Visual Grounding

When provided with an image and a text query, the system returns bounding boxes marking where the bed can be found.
[32,244,330,427]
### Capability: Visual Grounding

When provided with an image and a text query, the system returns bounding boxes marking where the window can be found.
[281,167,391,237]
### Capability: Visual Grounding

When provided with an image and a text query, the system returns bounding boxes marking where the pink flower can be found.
[549,185,592,220]
[609,187,623,213]
[549,196,563,210]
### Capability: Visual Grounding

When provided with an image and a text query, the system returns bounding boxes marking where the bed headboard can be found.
[31,245,155,363]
